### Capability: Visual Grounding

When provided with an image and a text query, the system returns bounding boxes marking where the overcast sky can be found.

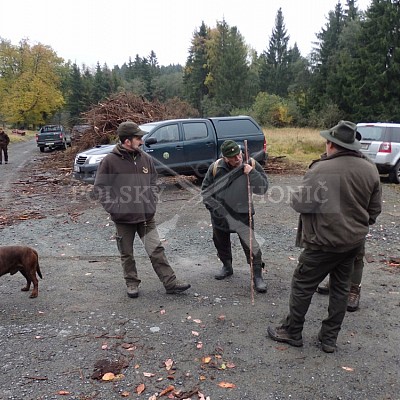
[2,0,372,68]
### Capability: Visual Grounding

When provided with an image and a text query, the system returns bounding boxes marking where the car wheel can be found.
[388,161,400,184]
[39,147,45,153]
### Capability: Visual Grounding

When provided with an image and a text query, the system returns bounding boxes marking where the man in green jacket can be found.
[267,121,382,353]
[201,140,269,293]
[94,121,190,298]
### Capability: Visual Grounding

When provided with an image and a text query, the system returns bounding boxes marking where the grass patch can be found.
[6,129,37,144]
[263,127,325,168]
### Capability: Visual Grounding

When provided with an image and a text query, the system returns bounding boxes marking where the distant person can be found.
[0,128,10,164]
[93,121,191,298]
[201,140,269,293]
[267,121,382,353]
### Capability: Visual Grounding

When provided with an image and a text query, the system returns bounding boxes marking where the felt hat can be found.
[117,121,145,140]
[320,120,361,151]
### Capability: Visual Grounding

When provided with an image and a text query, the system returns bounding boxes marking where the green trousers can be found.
[114,218,177,289]
[282,245,362,346]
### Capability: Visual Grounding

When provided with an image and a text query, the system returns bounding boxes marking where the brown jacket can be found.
[292,150,382,252]
[94,144,158,224]
[0,130,10,146]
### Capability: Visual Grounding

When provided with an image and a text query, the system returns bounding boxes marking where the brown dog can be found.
[0,246,42,298]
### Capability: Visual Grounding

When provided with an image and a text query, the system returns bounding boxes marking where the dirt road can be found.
[0,139,399,400]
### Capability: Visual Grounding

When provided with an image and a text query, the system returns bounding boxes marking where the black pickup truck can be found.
[73,116,267,183]
[36,125,72,152]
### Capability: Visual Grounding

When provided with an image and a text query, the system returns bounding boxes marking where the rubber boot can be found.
[215,260,233,280]
[253,263,267,293]
[347,284,361,312]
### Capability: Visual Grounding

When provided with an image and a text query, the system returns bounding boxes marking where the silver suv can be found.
[357,122,400,184]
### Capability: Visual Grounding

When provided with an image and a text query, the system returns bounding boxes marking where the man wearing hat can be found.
[94,121,191,298]
[201,139,269,293]
[267,120,381,353]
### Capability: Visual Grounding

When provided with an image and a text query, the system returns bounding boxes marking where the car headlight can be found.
[88,154,107,164]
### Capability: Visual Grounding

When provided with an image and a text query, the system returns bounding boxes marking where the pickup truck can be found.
[73,116,267,184]
[36,125,72,152]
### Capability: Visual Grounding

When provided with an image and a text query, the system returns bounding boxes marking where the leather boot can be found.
[347,284,361,312]
[253,263,267,293]
[215,260,233,280]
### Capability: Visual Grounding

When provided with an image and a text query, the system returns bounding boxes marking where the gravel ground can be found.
[0,139,399,400]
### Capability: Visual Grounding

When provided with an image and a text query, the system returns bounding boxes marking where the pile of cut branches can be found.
[74,92,198,153]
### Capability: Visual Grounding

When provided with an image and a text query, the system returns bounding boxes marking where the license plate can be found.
[360,143,369,150]
[47,142,54,146]
[73,165,80,172]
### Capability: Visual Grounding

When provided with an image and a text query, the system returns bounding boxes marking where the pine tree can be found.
[259,8,291,96]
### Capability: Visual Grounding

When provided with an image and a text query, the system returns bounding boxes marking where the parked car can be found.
[73,116,267,184]
[36,125,72,152]
[357,122,400,184]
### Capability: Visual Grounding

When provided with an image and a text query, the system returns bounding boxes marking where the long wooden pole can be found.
[244,140,255,305]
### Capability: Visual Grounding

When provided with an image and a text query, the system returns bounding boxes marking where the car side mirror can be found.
[145,137,157,146]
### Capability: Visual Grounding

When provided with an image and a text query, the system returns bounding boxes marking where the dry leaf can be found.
[199,375,207,381]
[136,383,145,394]
[193,319,202,324]
[341,366,354,372]
[218,382,236,388]
[196,342,203,349]
[202,356,212,363]
[102,372,115,381]
[121,343,136,350]
[160,309,166,315]
[192,331,200,336]
[121,391,130,397]
[143,372,155,377]
[101,344,108,350]
[165,359,174,370]
[135,364,140,369]
[226,362,236,369]
[159,385,175,396]
[219,363,226,370]
[56,391,70,395]
[149,396,157,400]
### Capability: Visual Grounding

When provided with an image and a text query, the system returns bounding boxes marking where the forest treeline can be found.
[0,0,399,129]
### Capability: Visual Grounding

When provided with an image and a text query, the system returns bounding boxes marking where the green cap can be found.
[221,140,240,157]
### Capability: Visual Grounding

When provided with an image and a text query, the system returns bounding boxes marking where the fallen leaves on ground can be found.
[136,383,145,394]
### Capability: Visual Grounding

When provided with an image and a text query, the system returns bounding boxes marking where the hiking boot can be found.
[165,281,191,294]
[127,285,139,298]
[267,326,303,347]
[316,278,330,295]
[347,284,361,312]
[215,260,233,280]
[318,331,336,353]
[253,263,267,293]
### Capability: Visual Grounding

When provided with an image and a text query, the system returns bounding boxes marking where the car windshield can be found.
[357,126,385,141]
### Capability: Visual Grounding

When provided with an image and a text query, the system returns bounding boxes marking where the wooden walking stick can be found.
[244,140,255,305]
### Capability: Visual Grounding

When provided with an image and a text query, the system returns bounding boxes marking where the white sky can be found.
[2,0,372,68]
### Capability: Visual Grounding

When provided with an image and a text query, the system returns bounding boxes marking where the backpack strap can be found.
[212,158,223,177]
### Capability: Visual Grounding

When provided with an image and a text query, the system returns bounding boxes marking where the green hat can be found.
[117,121,145,140]
[221,140,241,157]
[320,120,361,151]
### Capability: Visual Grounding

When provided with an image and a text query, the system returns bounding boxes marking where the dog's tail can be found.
[33,249,43,279]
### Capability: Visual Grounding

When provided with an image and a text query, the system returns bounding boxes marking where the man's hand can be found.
[243,163,253,175]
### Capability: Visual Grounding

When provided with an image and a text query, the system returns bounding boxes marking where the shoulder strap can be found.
[212,158,223,177]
